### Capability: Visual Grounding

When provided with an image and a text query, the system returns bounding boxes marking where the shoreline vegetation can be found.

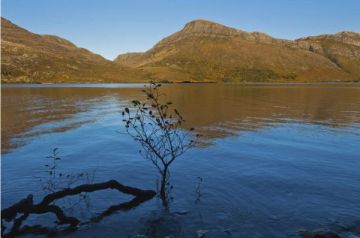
[2,80,360,85]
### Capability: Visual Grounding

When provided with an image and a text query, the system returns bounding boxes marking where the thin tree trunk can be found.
[160,166,168,206]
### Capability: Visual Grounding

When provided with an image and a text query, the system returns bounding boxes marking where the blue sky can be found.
[2,0,360,60]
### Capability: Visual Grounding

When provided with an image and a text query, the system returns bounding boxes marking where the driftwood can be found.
[1,180,156,238]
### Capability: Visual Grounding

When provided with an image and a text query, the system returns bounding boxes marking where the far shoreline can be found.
[1,80,360,88]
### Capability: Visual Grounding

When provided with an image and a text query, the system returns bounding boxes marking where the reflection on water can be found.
[2,84,360,153]
[1,84,360,237]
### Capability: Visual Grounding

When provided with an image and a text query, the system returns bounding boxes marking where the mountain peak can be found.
[184,19,222,28]
[152,19,279,49]
[181,19,242,36]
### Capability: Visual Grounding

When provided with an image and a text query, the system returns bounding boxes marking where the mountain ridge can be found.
[115,19,360,82]
[2,17,359,83]
[1,17,148,83]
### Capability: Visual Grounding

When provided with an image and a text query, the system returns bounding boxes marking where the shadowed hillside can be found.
[115,19,360,82]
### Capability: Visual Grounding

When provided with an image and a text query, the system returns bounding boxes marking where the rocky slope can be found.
[295,32,360,79]
[2,18,359,83]
[1,17,148,83]
[115,19,360,82]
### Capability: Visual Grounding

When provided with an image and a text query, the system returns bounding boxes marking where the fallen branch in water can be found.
[90,193,154,223]
[1,180,156,238]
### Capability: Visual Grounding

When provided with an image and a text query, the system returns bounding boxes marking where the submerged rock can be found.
[299,228,340,238]
[223,228,231,233]
[346,220,360,234]
[141,212,182,238]
[174,210,190,216]
[196,229,209,238]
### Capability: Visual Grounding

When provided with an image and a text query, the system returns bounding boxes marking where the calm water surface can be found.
[1,84,360,237]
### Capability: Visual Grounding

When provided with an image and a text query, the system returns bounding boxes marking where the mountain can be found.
[1,18,148,83]
[2,18,359,83]
[115,19,360,82]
